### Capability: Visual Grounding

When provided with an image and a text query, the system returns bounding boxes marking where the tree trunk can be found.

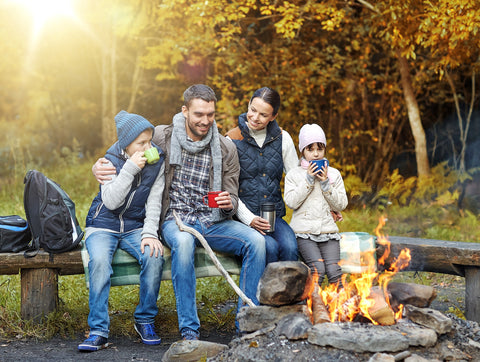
[397,53,430,178]
[445,70,475,174]
[100,22,117,148]
[111,33,117,127]
[127,52,143,112]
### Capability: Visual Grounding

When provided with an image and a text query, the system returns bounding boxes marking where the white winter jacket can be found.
[284,166,348,235]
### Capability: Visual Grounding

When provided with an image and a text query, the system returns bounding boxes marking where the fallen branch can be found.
[173,210,255,307]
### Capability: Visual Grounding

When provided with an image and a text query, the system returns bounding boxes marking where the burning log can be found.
[311,284,330,324]
[367,286,395,325]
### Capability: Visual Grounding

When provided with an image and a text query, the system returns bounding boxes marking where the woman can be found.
[226,87,298,263]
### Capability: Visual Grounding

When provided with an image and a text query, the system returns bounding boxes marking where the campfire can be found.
[234,219,451,356]
[309,216,412,326]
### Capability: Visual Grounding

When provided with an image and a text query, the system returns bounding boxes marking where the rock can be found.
[237,304,310,333]
[404,354,438,362]
[388,282,437,309]
[438,340,470,361]
[275,313,312,340]
[405,305,453,334]
[368,352,395,361]
[161,340,228,361]
[307,322,409,353]
[256,261,314,306]
[391,319,437,347]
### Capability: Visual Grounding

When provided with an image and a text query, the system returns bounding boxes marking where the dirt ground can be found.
[0,331,234,361]
[0,278,467,361]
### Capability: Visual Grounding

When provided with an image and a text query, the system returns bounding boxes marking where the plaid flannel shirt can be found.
[165,146,215,227]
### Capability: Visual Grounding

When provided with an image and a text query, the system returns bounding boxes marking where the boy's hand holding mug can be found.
[131,151,147,169]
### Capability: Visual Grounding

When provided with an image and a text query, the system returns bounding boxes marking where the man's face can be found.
[182,99,215,141]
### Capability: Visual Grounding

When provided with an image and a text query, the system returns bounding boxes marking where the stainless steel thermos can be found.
[260,202,276,233]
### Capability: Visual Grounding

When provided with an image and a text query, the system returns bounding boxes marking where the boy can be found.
[78,110,165,351]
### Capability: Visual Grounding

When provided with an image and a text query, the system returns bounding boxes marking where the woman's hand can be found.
[249,216,271,235]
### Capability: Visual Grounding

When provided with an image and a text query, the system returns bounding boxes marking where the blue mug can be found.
[310,158,329,171]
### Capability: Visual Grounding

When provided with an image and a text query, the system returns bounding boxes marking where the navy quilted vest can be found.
[231,113,286,217]
[86,142,164,232]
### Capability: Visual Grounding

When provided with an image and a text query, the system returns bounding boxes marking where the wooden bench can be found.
[1,236,479,323]
[0,247,242,322]
[0,250,84,321]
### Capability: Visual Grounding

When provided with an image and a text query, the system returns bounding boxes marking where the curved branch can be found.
[173,210,255,307]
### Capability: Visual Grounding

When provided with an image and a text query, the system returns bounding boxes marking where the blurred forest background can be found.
[1,0,479,222]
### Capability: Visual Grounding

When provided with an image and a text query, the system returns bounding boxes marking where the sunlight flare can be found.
[12,0,76,35]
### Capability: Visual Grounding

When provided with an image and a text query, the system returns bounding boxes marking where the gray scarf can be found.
[170,112,223,220]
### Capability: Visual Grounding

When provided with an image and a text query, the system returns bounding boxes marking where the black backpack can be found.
[23,170,84,256]
[0,215,32,252]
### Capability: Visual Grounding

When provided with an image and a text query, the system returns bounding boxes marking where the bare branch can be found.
[356,0,380,14]
[172,210,255,307]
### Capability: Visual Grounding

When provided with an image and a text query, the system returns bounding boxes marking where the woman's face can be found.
[302,142,325,162]
[246,97,276,131]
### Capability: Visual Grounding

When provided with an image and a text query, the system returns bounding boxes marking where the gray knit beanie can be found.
[115,110,154,149]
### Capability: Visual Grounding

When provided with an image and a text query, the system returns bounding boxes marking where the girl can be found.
[284,124,348,287]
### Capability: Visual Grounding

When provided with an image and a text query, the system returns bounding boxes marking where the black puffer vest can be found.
[229,113,285,217]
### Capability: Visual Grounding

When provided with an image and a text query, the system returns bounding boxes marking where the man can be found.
[94,85,266,341]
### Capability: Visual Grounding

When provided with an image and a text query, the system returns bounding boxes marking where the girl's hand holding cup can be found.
[310,159,328,181]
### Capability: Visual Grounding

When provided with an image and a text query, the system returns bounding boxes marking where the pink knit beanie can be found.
[298,124,327,152]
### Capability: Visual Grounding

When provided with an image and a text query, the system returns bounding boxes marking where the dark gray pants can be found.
[297,237,342,286]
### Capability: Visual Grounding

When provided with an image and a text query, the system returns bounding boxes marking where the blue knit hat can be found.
[115,110,154,149]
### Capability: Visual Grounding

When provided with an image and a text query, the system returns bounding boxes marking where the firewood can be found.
[367,286,395,325]
[311,284,331,324]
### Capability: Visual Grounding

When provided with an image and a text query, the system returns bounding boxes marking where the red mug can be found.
[202,191,221,208]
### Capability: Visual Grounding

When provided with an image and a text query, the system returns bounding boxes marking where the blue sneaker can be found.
[181,328,200,341]
[78,335,108,352]
[134,323,162,345]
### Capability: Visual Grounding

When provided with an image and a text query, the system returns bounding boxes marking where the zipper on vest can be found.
[118,175,141,233]
[92,202,104,219]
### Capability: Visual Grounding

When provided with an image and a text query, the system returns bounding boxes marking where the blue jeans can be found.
[85,229,164,338]
[264,217,298,264]
[161,218,266,334]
